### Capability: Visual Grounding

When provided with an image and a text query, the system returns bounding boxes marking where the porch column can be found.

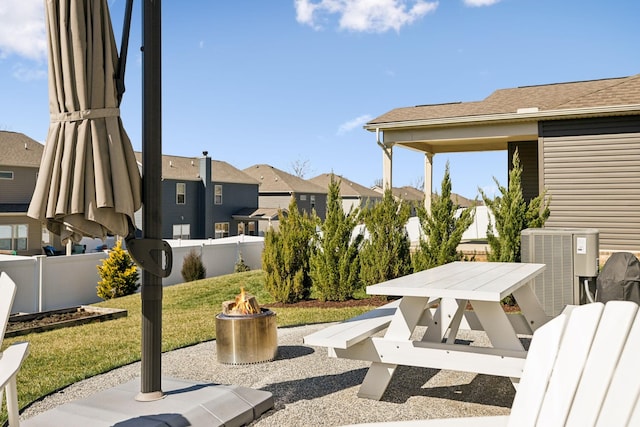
[424,152,434,213]
[382,144,393,190]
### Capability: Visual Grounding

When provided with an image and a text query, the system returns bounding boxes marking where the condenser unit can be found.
[521,228,599,317]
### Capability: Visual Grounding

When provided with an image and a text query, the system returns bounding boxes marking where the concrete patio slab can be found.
[22,377,273,427]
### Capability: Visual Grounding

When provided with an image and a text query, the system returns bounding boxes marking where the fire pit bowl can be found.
[215,308,278,364]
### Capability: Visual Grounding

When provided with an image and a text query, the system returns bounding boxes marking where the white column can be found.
[382,144,393,190]
[424,152,434,213]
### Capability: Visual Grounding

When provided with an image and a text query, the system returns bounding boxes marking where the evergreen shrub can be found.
[97,240,140,300]
[181,249,206,282]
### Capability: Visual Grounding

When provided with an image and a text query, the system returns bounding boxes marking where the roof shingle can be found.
[242,164,327,194]
[0,131,44,167]
[368,75,640,125]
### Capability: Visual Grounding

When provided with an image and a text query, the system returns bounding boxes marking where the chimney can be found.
[199,151,214,238]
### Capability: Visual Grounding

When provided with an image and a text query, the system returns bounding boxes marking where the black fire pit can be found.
[215,308,278,364]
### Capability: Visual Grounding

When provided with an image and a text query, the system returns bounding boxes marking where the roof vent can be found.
[191,160,194,166]
[24,143,28,149]
[169,161,173,167]
[517,107,539,114]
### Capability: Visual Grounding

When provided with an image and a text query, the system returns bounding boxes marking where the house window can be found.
[310,195,316,209]
[248,222,256,236]
[0,224,28,251]
[237,222,245,235]
[300,195,307,201]
[176,183,186,204]
[215,222,229,238]
[214,184,223,205]
[0,171,14,180]
[172,224,190,239]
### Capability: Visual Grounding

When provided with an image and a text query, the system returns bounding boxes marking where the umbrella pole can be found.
[137,0,163,401]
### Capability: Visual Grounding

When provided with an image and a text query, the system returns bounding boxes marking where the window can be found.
[214,184,223,205]
[172,224,190,239]
[310,195,316,209]
[0,224,28,251]
[237,222,245,235]
[0,171,14,180]
[300,195,307,201]
[248,222,256,236]
[176,183,186,204]
[215,222,229,238]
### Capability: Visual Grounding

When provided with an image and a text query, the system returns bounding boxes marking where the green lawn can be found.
[1,270,377,424]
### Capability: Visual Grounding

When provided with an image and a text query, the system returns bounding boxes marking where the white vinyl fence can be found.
[0,236,264,314]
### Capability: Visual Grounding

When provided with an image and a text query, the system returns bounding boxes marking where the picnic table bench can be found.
[304,262,551,400]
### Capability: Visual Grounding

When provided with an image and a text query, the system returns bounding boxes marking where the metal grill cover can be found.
[596,252,640,304]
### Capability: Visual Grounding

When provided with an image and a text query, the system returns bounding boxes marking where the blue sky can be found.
[1,0,639,199]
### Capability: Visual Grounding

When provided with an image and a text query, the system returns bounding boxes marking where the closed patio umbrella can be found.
[29,0,169,400]
[28,0,141,244]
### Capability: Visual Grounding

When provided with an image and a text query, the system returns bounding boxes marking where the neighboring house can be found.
[0,132,60,255]
[135,152,259,239]
[242,164,328,234]
[372,185,476,215]
[365,74,640,252]
[308,173,382,214]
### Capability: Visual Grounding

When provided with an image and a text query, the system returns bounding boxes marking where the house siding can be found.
[161,180,202,239]
[0,166,38,204]
[540,118,640,251]
[0,215,45,256]
[211,181,259,236]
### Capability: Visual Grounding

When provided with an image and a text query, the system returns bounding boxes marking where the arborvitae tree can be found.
[310,174,363,301]
[97,240,140,300]
[413,162,475,271]
[480,149,550,263]
[181,249,206,282]
[359,188,412,286]
[261,197,315,303]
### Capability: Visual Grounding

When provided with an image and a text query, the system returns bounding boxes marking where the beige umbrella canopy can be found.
[28,0,141,244]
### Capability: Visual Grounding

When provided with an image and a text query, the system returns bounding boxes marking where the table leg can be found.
[421,298,464,343]
[358,296,428,400]
[446,299,468,344]
[357,362,397,400]
[512,284,551,332]
[472,300,525,388]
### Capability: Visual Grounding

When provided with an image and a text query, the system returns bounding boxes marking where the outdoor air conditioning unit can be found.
[521,228,599,317]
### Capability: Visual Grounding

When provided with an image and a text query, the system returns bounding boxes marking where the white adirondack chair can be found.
[1,272,30,427]
[344,300,640,427]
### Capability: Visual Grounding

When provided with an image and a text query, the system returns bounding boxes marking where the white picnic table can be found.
[304,261,550,400]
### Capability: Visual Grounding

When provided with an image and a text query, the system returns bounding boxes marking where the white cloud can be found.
[337,114,372,135]
[12,62,46,81]
[463,0,501,6]
[295,0,438,33]
[0,0,46,60]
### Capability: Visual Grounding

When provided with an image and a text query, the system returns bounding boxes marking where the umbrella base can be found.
[22,377,274,427]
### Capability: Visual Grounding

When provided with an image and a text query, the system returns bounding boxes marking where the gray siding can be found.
[539,129,640,252]
[0,166,38,204]
[212,181,259,236]
[161,180,202,239]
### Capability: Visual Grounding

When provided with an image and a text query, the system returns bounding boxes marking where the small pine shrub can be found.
[234,250,251,273]
[97,240,140,300]
[181,249,206,282]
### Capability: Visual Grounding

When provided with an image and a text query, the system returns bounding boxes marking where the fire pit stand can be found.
[216,308,278,364]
